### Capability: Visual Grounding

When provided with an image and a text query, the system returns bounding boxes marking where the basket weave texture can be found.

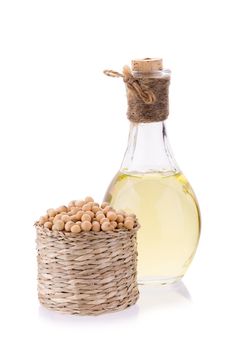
[36,225,139,315]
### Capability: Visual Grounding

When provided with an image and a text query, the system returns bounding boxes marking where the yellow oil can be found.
[104,171,200,284]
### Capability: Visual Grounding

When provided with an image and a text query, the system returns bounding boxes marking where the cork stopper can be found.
[131,58,163,73]
[103,57,170,123]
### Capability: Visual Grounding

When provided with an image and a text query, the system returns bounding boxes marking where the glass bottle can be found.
[104,58,201,285]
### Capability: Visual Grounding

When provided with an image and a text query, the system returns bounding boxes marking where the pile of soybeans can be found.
[37,196,137,234]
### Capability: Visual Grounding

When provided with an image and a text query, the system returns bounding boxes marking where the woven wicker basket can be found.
[36,225,139,315]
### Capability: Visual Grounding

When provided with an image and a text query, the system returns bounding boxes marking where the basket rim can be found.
[35,222,140,238]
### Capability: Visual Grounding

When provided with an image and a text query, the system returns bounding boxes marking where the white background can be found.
[0,0,232,349]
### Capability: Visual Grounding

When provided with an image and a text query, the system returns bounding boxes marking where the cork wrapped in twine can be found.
[104,58,170,123]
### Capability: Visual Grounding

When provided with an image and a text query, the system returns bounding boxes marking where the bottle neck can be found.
[121,121,179,174]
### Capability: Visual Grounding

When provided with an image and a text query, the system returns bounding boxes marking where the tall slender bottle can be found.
[104,58,201,285]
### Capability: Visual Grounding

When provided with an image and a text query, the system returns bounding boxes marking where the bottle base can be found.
[138,275,184,286]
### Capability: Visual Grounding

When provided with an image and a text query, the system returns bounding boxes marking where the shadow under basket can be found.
[36,225,139,315]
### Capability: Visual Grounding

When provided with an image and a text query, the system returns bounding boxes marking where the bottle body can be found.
[104,122,200,284]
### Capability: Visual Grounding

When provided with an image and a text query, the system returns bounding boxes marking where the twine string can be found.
[103,65,156,104]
